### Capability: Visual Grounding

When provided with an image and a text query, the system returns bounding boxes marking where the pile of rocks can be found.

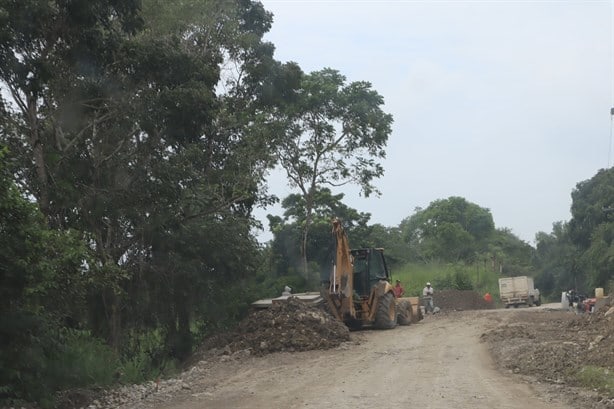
[569,294,614,368]
[482,295,614,407]
[198,296,350,356]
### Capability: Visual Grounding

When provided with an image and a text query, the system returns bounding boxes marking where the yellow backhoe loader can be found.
[323,218,422,329]
[251,218,422,329]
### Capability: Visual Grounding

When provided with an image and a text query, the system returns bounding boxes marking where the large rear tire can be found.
[374,292,397,329]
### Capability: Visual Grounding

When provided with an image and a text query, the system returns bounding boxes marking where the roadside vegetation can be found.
[575,366,614,397]
[1,1,612,407]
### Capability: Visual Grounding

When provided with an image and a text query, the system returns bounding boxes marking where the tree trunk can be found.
[102,290,122,351]
[301,225,309,278]
[109,295,122,350]
[26,96,50,217]
[301,195,315,279]
[175,281,192,360]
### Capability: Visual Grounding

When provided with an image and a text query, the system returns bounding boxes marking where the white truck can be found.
[498,276,541,308]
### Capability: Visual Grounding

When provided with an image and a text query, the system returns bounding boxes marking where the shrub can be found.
[575,366,614,396]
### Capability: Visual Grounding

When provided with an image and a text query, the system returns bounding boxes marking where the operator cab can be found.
[351,248,390,297]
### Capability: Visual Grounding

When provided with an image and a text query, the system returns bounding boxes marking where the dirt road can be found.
[146,308,570,409]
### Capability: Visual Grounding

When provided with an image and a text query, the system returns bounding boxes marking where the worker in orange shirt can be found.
[393,279,405,298]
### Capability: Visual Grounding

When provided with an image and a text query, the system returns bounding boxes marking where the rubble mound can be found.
[568,294,614,368]
[482,295,614,405]
[200,297,350,356]
[434,289,495,311]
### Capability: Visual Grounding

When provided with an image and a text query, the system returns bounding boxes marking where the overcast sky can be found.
[254,0,614,245]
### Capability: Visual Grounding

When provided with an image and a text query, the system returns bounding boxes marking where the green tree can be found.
[568,168,614,289]
[490,228,534,277]
[0,0,142,217]
[534,222,582,296]
[0,0,148,349]
[0,146,89,403]
[272,68,393,276]
[354,223,407,267]
[400,197,495,263]
[267,188,371,284]
[1,0,291,357]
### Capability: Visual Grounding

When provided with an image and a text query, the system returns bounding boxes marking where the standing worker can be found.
[393,280,405,298]
[422,282,434,313]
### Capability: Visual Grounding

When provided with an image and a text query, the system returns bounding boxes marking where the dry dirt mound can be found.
[481,295,614,407]
[569,295,614,368]
[197,297,350,357]
[433,289,495,311]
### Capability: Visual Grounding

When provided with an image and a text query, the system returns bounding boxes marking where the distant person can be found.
[422,282,434,313]
[393,280,405,298]
[566,289,575,309]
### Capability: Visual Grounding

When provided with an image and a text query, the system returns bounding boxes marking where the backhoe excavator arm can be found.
[326,218,355,321]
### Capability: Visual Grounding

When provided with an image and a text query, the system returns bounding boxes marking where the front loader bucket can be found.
[395,299,413,325]
[402,296,423,323]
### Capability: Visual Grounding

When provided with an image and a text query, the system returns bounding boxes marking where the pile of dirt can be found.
[197,297,350,357]
[433,289,495,311]
[197,290,493,359]
[482,295,614,406]
[569,295,614,368]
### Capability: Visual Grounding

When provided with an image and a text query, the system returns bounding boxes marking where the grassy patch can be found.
[575,366,614,396]
[392,261,501,299]
[47,330,120,389]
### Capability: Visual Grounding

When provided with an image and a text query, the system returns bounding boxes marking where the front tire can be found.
[396,300,412,326]
[374,292,397,329]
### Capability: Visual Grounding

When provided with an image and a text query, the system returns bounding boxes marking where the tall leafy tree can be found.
[0,0,294,355]
[268,188,371,283]
[0,0,147,349]
[0,146,88,402]
[0,0,143,217]
[489,228,534,276]
[125,0,295,357]
[568,168,614,289]
[533,221,581,296]
[400,197,495,263]
[353,223,407,267]
[272,68,393,275]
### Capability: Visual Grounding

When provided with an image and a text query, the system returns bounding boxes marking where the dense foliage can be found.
[270,68,393,275]
[0,0,395,404]
[267,187,612,304]
[0,0,294,404]
[533,168,614,297]
[400,196,496,263]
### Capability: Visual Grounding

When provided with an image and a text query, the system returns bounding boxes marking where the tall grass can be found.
[3,328,180,408]
[575,366,614,396]
[391,261,501,300]
[120,329,179,384]
[47,329,119,388]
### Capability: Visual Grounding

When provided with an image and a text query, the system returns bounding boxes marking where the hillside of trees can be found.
[1,1,612,406]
